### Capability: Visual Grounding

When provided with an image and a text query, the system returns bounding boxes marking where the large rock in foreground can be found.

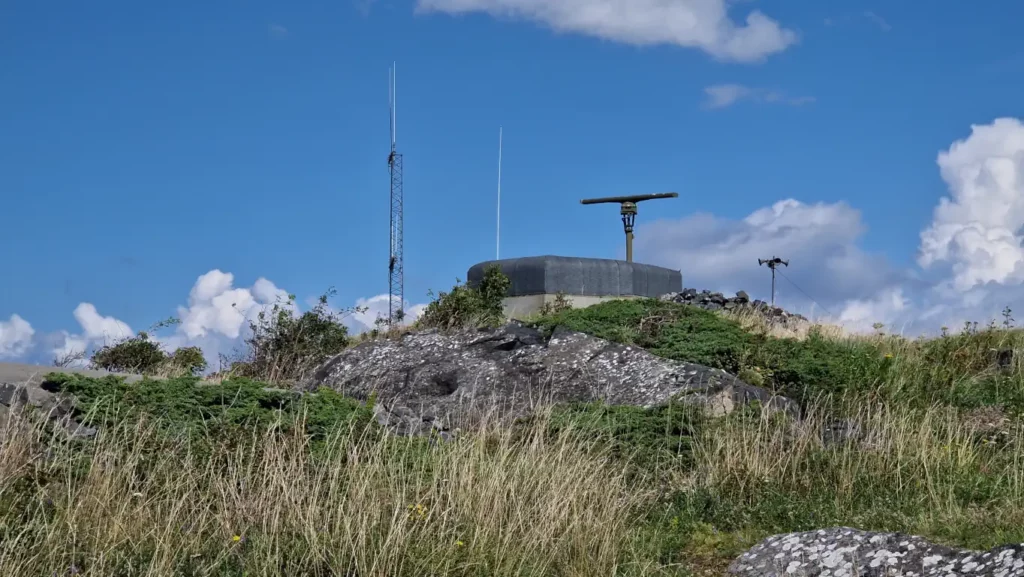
[729,527,1024,577]
[305,323,797,435]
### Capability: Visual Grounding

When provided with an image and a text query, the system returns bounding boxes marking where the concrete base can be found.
[502,294,639,318]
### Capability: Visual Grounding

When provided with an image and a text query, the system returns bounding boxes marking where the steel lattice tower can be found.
[388,151,404,324]
[387,64,404,325]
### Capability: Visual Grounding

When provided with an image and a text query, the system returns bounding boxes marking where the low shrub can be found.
[90,331,207,377]
[417,265,511,330]
[227,290,356,384]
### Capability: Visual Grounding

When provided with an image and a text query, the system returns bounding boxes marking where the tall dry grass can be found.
[722,307,850,341]
[685,394,1024,546]
[0,410,654,577]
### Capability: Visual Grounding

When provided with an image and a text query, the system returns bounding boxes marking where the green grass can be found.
[4,300,1024,575]
[535,299,1024,414]
[45,372,376,446]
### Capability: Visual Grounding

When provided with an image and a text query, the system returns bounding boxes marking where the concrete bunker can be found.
[467,255,682,318]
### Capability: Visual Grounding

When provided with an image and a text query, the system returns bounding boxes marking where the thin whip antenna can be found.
[497,126,502,260]
[389,62,396,150]
[393,61,396,148]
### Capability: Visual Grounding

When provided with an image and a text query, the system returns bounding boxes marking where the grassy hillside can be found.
[3,295,1024,576]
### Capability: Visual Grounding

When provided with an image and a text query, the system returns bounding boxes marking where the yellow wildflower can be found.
[407,503,428,519]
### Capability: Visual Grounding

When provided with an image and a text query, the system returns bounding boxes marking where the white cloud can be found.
[73,303,133,342]
[918,118,1024,292]
[703,84,815,109]
[345,294,428,333]
[415,0,798,62]
[638,117,1024,335]
[637,199,904,318]
[836,288,910,333]
[268,24,289,38]
[38,270,428,372]
[178,270,261,341]
[15,118,1024,350]
[48,304,134,364]
[0,314,35,359]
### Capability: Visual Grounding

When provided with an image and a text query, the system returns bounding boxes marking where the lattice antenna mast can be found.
[387,62,405,325]
[579,192,678,262]
[758,256,789,306]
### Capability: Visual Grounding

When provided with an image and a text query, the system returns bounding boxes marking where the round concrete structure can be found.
[467,255,682,317]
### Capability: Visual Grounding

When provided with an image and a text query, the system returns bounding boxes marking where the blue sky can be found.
[2,0,1024,364]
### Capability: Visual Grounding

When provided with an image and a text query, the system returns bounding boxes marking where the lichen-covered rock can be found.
[728,527,1024,576]
[305,322,798,435]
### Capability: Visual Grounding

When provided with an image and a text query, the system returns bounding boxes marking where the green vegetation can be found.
[535,299,1024,414]
[417,264,511,330]
[90,330,207,377]
[81,290,359,385]
[6,282,1024,575]
[227,290,357,384]
[42,372,374,445]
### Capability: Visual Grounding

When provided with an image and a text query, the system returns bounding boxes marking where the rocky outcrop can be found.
[306,322,798,436]
[0,378,103,439]
[729,527,1024,577]
[0,363,150,438]
[660,289,808,325]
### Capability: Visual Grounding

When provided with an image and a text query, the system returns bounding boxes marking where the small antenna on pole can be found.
[496,126,502,260]
[758,256,789,306]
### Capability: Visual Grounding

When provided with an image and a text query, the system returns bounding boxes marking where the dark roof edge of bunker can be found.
[466,255,682,299]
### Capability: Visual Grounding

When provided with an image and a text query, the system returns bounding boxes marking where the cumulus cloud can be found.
[14,118,1024,349]
[49,303,135,365]
[342,294,428,333]
[74,303,133,342]
[0,314,35,359]
[39,270,429,372]
[836,288,910,333]
[703,84,815,109]
[637,199,905,319]
[918,118,1024,291]
[637,117,1024,334]
[415,0,798,62]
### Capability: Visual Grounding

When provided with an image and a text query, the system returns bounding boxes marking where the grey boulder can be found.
[0,380,96,439]
[306,322,797,435]
[729,527,1024,577]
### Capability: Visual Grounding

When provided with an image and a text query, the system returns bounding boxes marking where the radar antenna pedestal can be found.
[580,192,678,262]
